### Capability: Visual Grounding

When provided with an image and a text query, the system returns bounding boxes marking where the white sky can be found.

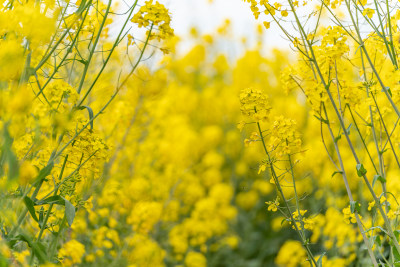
[167,0,256,37]
[166,0,288,54]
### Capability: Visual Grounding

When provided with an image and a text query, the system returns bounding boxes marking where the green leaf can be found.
[75,0,87,15]
[372,175,386,188]
[34,162,54,184]
[36,195,65,206]
[382,87,393,97]
[379,148,388,155]
[374,235,382,246]
[345,123,352,135]
[356,163,367,177]
[350,201,356,213]
[78,105,94,130]
[331,171,343,178]
[280,218,289,226]
[395,230,400,240]
[0,124,19,180]
[76,59,87,65]
[38,207,44,227]
[317,252,326,267]
[14,232,47,263]
[394,242,400,262]
[64,199,75,227]
[334,134,341,143]
[350,200,361,213]
[23,197,38,222]
[313,115,329,124]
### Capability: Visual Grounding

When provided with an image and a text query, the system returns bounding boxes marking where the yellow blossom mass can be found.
[2,0,400,266]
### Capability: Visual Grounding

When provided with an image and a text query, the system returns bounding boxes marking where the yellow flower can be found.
[368,201,375,211]
[239,88,271,122]
[342,206,360,224]
[18,161,38,185]
[131,0,174,42]
[293,37,300,47]
[275,240,307,267]
[362,8,375,19]
[258,163,267,174]
[185,251,207,267]
[58,240,85,266]
[236,190,259,210]
[266,198,280,212]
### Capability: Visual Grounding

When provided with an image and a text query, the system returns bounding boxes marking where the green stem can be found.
[256,121,318,267]
[76,0,112,94]
[37,155,69,242]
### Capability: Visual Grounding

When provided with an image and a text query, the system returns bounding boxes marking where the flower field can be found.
[2,0,400,266]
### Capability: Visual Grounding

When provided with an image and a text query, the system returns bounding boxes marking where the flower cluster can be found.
[269,116,302,158]
[7,0,400,265]
[239,88,271,122]
[131,0,174,41]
